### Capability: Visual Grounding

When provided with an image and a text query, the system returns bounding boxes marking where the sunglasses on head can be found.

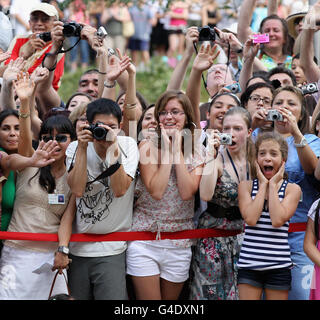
[41,134,69,143]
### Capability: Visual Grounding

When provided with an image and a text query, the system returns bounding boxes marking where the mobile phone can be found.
[252,33,269,44]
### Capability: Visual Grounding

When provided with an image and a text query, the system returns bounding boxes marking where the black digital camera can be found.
[37,22,83,42]
[87,123,108,141]
[198,25,216,42]
[300,82,319,95]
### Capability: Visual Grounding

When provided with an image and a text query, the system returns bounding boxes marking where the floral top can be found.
[131,149,205,248]
[198,168,244,232]
[258,52,292,70]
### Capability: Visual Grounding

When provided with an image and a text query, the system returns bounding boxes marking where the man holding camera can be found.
[65,98,139,300]
[3,2,64,90]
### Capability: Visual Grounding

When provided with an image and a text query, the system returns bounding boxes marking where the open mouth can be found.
[263,165,274,174]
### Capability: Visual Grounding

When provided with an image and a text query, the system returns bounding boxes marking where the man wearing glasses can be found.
[3,3,64,91]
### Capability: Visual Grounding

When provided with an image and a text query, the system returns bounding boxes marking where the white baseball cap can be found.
[30,3,59,20]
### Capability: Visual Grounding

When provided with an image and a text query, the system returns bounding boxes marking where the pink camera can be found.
[252,33,269,44]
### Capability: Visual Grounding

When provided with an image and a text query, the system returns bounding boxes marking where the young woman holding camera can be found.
[189,107,253,300]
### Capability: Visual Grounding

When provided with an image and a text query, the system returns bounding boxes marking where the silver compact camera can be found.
[225,82,241,94]
[96,26,108,40]
[218,133,232,145]
[300,82,319,95]
[266,109,283,122]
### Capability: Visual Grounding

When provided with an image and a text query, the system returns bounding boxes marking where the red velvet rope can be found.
[0,222,306,242]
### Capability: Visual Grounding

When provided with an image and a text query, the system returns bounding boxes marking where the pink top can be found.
[170,7,187,27]
[131,149,204,248]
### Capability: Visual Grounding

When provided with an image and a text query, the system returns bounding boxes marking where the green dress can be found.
[0,148,16,231]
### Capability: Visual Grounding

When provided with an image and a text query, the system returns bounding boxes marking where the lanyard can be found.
[226,149,249,183]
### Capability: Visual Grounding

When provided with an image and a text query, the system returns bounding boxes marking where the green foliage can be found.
[58,56,210,104]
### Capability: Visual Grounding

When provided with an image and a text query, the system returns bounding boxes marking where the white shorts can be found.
[0,245,69,300]
[126,241,192,283]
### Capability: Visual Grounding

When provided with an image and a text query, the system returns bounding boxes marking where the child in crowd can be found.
[237,132,301,300]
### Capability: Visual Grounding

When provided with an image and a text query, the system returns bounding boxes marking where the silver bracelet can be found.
[104,80,116,88]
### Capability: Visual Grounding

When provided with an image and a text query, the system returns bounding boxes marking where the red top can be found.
[5,36,64,91]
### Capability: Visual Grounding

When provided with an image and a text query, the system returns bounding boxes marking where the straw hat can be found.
[286,12,307,39]
[222,22,238,35]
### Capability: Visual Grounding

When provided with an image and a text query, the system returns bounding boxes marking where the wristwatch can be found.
[57,246,69,255]
[104,80,116,88]
[294,137,308,148]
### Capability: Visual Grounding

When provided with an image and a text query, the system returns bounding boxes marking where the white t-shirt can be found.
[66,136,139,257]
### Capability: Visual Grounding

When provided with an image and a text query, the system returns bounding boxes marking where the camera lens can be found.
[93,126,107,140]
[63,24,76,37]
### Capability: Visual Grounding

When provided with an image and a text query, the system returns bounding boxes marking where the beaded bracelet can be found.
[18,111,30,118]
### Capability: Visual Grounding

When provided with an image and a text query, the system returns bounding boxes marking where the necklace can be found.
[226,149,249,183]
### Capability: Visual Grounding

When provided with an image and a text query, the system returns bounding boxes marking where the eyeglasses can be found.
[249,95,272,106]
[30,15,52,23]
[158,110,185,118]
[41,134,69,143]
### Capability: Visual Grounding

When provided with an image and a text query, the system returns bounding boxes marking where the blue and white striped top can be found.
[237,179,293,271]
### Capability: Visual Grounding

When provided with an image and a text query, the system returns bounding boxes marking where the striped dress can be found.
[237,179,293,271]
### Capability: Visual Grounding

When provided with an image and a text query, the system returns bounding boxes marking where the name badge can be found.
[48,194,65,205]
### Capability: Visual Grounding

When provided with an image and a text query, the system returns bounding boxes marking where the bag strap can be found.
[48,270,70,299]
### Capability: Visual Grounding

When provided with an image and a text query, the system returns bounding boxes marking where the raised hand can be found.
[92,34,105,56]
[243,38,260,61]
[185,26,199,53]
[13,72,35,102]
[107,49,131,82]
[50,21,65,50]
[30,66,49,85]
[3,57,26,83]
[80,24,97,47]
[30,140,59,167]
[192,43,220,72]
[207,130,221,159]
[214,27,243,53]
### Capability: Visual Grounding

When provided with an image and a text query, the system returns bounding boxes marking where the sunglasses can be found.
[41,134,69,143]
[30,15,52,23]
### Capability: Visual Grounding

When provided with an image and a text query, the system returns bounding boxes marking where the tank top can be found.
[237,179,293,270]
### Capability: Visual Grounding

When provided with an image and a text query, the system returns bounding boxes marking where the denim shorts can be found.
[238,267,292,291]
[128,38,149,51]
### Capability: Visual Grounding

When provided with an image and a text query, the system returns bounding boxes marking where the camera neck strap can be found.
[67,145,121,186]
[86,161,121,187]
[42,36,82,71]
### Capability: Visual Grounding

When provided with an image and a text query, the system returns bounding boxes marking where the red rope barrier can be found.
[0,222,306,242]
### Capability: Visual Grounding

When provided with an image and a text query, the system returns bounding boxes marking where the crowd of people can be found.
[0,0,320,302]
